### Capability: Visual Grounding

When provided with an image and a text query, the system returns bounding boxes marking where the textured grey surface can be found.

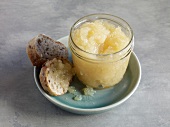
[0,0,170,127]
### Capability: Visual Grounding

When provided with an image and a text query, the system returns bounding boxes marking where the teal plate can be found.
[34,36,141,115]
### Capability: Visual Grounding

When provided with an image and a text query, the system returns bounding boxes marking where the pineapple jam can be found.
[69,14,133,89]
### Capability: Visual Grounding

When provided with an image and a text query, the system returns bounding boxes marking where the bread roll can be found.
[26,34,68,67]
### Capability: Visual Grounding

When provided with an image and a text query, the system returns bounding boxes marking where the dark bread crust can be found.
[26,37,46,66]
[26,34,68,67]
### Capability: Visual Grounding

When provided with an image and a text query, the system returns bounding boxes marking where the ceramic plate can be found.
[34,36,141,115]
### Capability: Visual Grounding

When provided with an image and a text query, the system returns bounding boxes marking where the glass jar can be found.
[69,14,134,89]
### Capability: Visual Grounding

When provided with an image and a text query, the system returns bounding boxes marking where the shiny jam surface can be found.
[72,20,130,54]
[71,20,131,88]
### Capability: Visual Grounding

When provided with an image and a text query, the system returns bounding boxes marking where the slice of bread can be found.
[39,58,74,96]
[26,34,68,67]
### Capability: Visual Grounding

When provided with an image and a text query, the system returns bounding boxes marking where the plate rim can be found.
[34,36,141,114]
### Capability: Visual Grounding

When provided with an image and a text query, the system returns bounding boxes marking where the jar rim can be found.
[70,13,134,57]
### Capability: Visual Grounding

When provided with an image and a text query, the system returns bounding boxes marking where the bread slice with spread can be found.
[39,58,74,96]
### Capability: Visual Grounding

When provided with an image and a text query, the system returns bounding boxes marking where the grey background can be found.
[0,0,170,127]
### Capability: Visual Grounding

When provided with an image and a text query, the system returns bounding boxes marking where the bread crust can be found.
[26,37,46,66]
[26,34,68,67]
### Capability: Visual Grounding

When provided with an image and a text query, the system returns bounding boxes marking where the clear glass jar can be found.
[69,14,134,89]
